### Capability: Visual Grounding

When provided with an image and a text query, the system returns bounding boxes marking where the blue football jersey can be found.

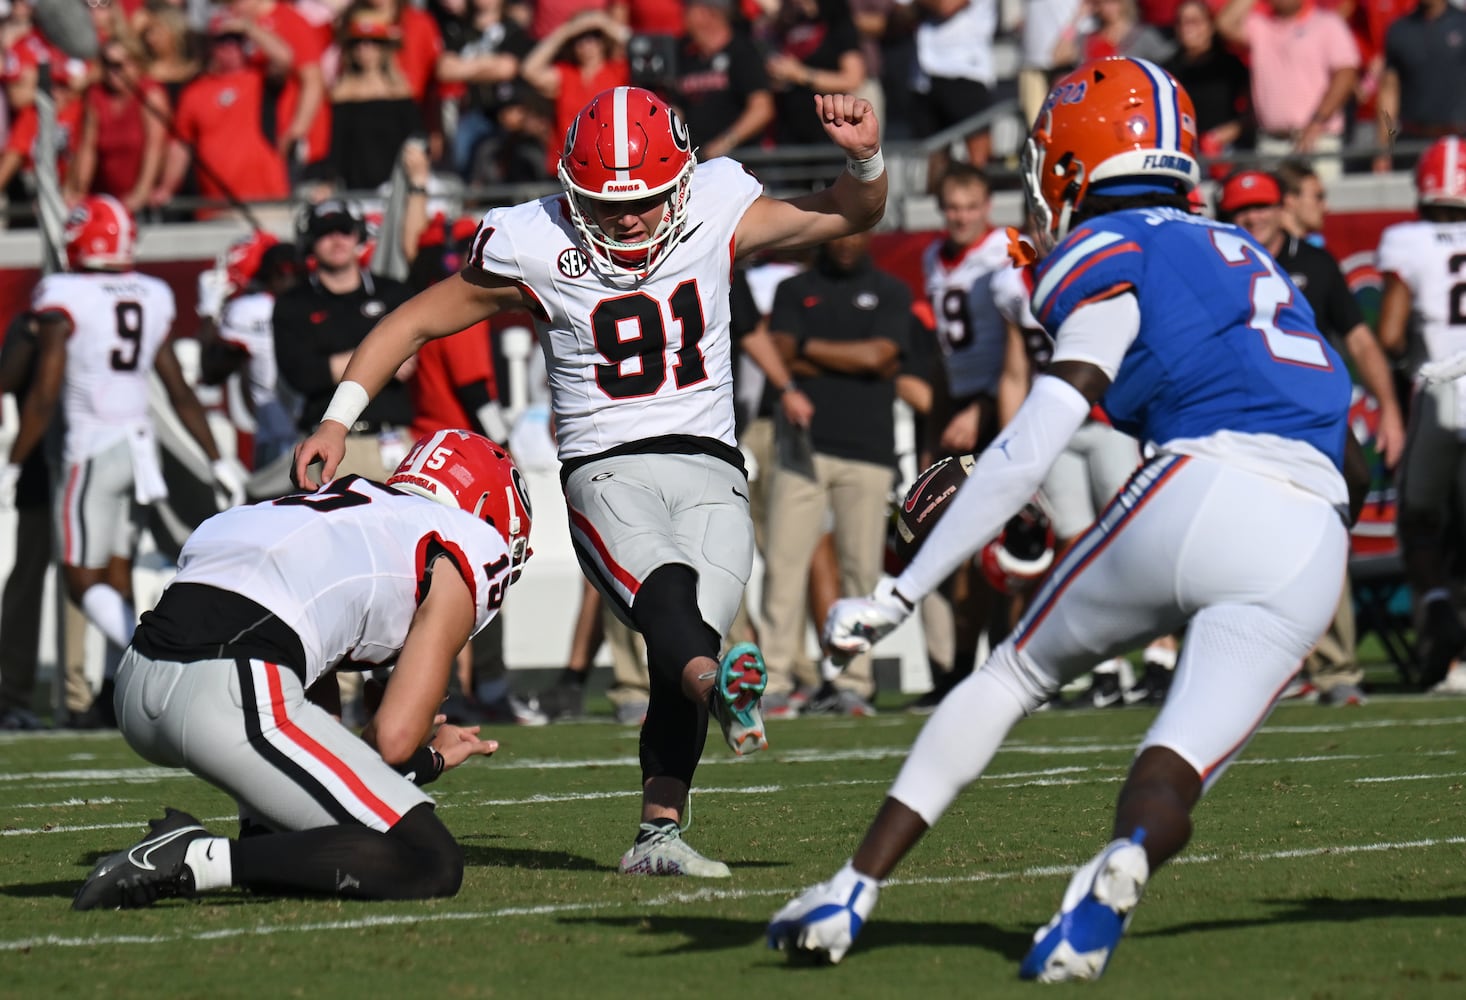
[1031,207,1352,469]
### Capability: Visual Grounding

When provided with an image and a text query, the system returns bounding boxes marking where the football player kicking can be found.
[295,87,887,876]
[768,57,1368,980]
[73,431,526,909]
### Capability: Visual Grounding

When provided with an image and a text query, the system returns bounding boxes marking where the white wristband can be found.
[846,149,885,183]
[320,380,371,431]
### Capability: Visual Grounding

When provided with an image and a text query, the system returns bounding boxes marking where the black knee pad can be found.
[389,802,464,898]
[632,564,721,687]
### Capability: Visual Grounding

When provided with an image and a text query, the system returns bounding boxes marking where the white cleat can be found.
[767,862,881,964]
[1020,834,1150,983]
[618,821,731,878]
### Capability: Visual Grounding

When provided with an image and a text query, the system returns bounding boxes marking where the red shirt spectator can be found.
[161,54,290,217]
[234,0,332,163]
[0,95,83,184]
[521,12,631,175]
[73,41,170,212]
[411,324,498,438]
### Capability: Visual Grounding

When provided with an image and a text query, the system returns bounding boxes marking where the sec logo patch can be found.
[558,247,590,278]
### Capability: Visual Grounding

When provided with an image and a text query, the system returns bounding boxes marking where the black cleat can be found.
[532,681,586,721]
[1418,601,1466,690]
[72,808,208,911]
[1123,661,1173,706]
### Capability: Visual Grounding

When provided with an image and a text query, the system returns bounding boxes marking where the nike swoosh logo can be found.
[127,825,205,872]
[732,486,749,502]
[904,461,946,513]
[679,222,705,244]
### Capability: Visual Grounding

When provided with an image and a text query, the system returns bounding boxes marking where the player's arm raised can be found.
[293,271,526,488]
[735,93,886,256]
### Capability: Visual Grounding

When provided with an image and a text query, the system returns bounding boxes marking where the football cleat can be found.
[708,642,768,755]
[1020,832,1150,983]
[768,861,881,964]
[619,821,731,878]
[72,808,209,911]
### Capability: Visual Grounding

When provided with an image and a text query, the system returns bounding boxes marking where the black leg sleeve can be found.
[230,802,462,900]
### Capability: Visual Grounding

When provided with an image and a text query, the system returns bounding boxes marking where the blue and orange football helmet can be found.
[1022,57,1201,250]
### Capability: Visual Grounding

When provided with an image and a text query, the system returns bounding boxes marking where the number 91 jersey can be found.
[467,157,764,461]
[32,271,175,465]
[1031,207,1352,470]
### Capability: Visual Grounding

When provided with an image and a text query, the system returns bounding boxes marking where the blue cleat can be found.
[1020,832,1150,982]
[710,642,768,755]
[768,862,881,964]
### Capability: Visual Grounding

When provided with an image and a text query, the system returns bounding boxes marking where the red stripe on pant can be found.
[262,662,401,827]
[568,506,642,599]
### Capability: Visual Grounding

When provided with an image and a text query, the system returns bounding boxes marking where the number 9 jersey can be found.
[1031,206,1353,501]
[31,271,176,466]
[465,157,764,462]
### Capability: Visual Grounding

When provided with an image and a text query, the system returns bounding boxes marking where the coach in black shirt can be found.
[275,200,415,481]
[1218,170,1405,468]
[759,231,911,714]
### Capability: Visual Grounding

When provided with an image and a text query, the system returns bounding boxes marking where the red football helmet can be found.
[979,501,1056,596]
[387,430,532,568]
[64,194,137,271]
[1415,136,1466,209]
[220,230,281,295]
[1022,57,1200,249]
[558,86,696,277]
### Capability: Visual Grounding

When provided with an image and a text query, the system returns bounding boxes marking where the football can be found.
[891,454,977,567]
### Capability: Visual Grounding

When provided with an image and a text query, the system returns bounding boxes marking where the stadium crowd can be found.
[3,0,1466,738]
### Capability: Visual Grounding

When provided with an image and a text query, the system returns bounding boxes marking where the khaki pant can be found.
[761,454,894,698]
[1302,579,1363,690]
[1254,133,1343,185]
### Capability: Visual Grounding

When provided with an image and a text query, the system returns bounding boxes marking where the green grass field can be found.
[3,693,1464,999]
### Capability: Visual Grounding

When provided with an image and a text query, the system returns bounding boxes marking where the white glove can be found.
[211,457,249,509]
[0,463,20,511]
[197,267,230,321]
[1418,349,1466,385]
[822,576,915,666]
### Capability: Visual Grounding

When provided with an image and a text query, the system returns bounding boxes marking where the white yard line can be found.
[6,833,1463,953]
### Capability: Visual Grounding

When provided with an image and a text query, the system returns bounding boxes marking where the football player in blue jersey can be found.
[767,56,1369,981]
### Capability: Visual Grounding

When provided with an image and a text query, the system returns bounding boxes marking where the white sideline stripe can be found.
[9,834,1464,953]
[12,797,134,809]
[1352,771,1466,784]
[1,816,235,838]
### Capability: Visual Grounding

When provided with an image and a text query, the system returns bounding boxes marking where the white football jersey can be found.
[218,291,280,412]
[923,228,1017,398]
[1377,219,1466,376]
[469,157,763,460]
[32,271,176,465]
[170,477,512,688]
[990,262,1053,372]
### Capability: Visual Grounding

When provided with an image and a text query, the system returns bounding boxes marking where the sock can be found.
[637,817,679,842]
[184,837,233,891]
[80,584,136,649]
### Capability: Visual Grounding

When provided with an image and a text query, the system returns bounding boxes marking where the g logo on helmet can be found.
[510,467,533,522]
[563,117,580,157]
[669,108,690,153]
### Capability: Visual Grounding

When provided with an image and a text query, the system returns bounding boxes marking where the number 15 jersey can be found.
[468,157,764,462]
[31,271,176,466]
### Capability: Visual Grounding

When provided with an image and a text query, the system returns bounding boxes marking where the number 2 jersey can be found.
[31,271,175,466]
[1376,218,1466,376]
[142,477,511,687]
[467,156,764,464]
[1031,206,1352,505]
